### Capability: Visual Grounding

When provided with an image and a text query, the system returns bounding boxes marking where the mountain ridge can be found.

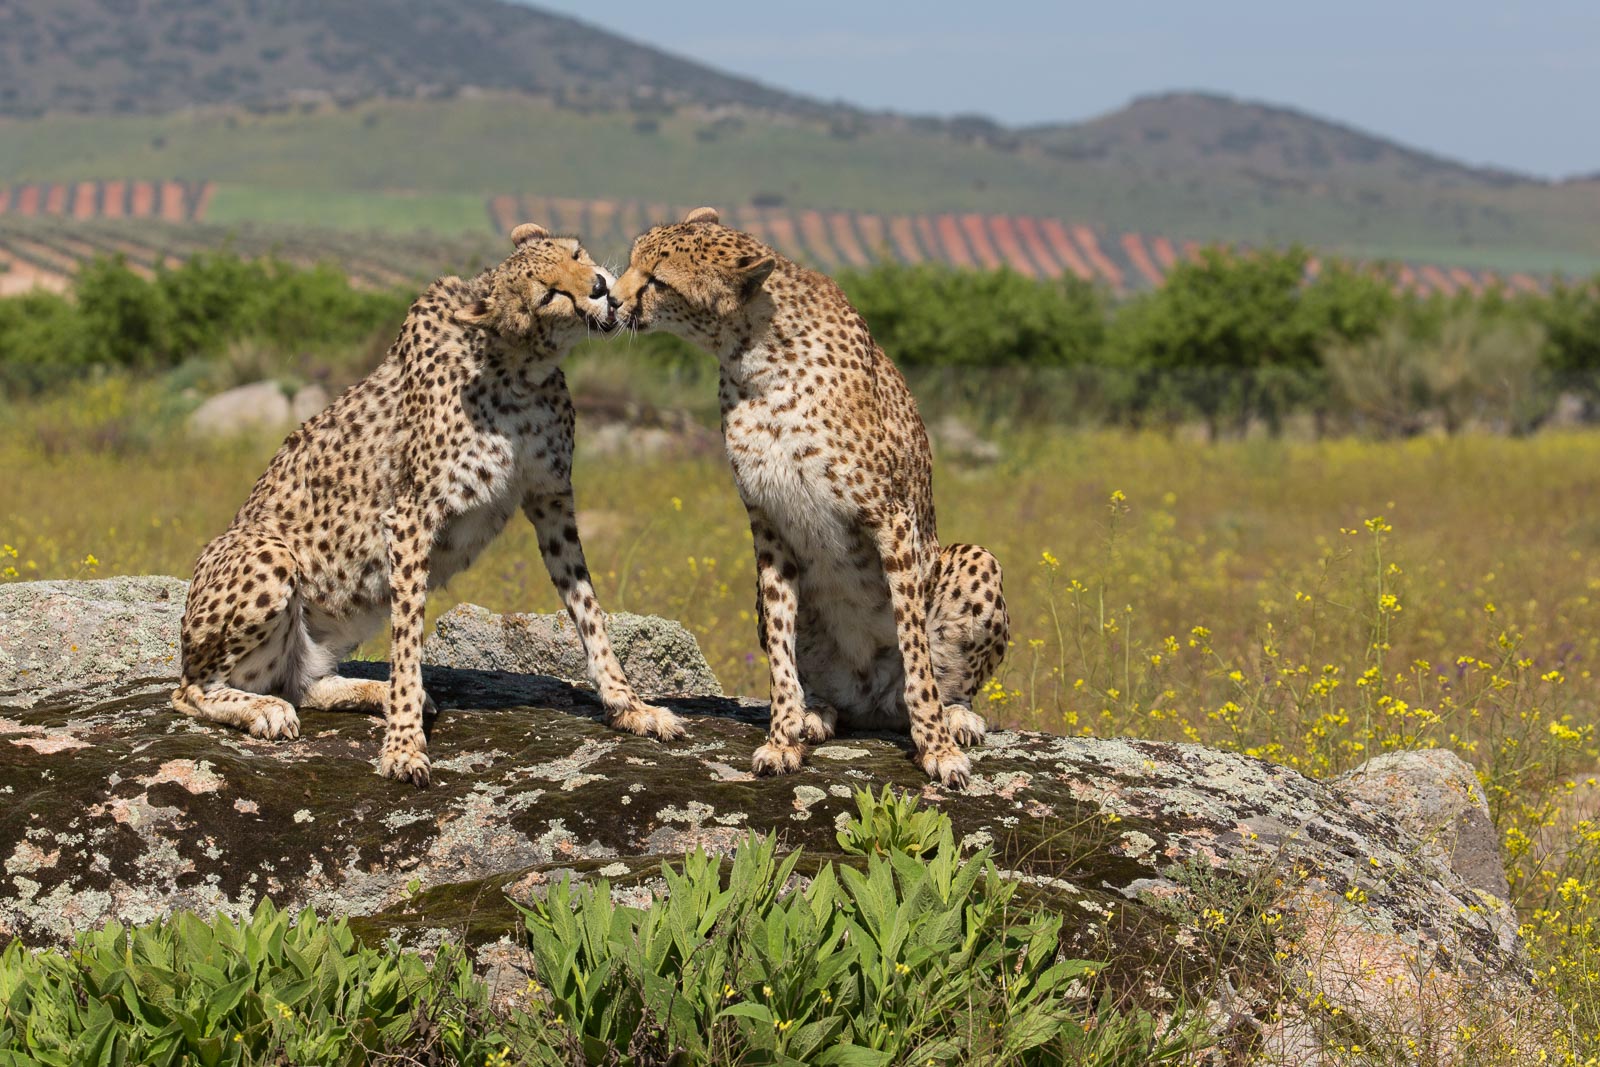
[2,0,1584,191]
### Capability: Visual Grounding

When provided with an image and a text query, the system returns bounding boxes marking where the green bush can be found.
[0,901,527,1067]
[1530,280,1600,377]
[839,264,1107,368]
[519,788,1204,1065]
[5,243,1598,434]
[1102,248,1402,427]
[0,254,410,396]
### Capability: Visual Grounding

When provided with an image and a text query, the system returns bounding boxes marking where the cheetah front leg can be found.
[378,497,435,787]
[524,491,685,740]
[748,509,811,775]
[872,511,971,788]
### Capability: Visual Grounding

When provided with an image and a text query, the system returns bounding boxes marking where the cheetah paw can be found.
[751,741,806,776]
[608,703,687,742]
[921,746,971,789]
[946,705,988,747]
[248,702,300,741]
[800,702,838,743]
[378,746,432,788]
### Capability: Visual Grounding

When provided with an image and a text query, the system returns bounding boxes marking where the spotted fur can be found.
[611,208,1008,786]
[173,224,684,788]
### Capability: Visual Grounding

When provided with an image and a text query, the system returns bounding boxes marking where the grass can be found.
[5,371,1600,1061]
[3,97,1600,271]
[204,184,489,234]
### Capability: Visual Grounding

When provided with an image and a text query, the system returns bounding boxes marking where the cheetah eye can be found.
[571,249,580,261]
[536,289,558,308]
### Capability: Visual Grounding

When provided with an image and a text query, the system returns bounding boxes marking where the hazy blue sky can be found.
[519,1,1598,178]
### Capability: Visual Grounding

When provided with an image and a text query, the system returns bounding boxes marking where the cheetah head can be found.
[455,223,619,351]
[612,207,776,346]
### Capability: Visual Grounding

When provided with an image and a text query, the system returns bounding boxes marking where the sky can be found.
[518,1,1599,179]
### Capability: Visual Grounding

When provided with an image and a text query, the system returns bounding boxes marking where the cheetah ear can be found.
[734,253,776,302]
[510,222,549,248]
[682,206,720,225]
[454,296,494,327]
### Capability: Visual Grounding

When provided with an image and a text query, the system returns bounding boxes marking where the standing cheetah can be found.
[173,224,684,787]
[611,208,1008,786]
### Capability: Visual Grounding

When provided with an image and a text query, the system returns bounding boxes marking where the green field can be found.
[6,383,1600,1058]
[4,97,1599,273]
[203,184,489,234]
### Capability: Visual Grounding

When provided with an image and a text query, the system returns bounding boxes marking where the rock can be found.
[0,579,1555,1061]
[1544,391,1589,431]
[424,603,722,698]
[0,655,1552,1060]
[1337,748,1511,903]
[930,415,1002,465]
[575,407,720,461]
[187,381,292,438]
[291,383,331,424]
[0,579,719,709]
[0,576,188,709]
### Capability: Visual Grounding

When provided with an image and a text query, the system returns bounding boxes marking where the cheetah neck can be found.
[709,297,816,400]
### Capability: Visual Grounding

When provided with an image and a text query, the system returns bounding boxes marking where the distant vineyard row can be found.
[488,194,1551,298]
[0,216,500,297]
[0,179,213,224]
[0,179,1556,299]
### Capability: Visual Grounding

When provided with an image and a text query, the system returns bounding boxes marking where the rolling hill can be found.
[0,0,1596,276]
[0,0,819,117]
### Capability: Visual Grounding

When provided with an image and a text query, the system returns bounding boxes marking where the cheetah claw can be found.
[752,741,806,776]
[946,705,988,747]
[921,746,972,789]
[249,703,300,741]
[378,747,432,788]
[608,702,687,742]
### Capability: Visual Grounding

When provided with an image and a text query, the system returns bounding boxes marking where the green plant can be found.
[0,900,530,1066]
[839,263,1107,369]
[518,787,1206,1066]
[835,784,948,858]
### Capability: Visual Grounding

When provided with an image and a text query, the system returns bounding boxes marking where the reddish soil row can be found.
[0,180,214,222]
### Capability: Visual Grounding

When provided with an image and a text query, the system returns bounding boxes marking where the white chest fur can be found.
[430,397,567,584]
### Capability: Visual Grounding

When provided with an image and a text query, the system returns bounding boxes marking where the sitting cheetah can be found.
[173,224,684,787]
[611,208,1008,786]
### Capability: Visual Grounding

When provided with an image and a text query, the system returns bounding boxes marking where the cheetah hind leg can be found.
[929,542,1011,752]
[172,682,300,740]
[299,676,389,712]
[172,531,305,741]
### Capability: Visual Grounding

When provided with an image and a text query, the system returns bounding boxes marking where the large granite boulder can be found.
[0,576,188,709]
[186,381,292,438]
[425,603,723,697]
[0,578,1558,1063]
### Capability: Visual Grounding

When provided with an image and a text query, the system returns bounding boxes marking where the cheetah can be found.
[611,207,1008,786]
[172,223,684,787]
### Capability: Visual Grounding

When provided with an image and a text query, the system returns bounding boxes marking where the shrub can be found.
[1104,248,1402,429]
[1324,312,1551,434]
[0,900,526,1066]
[518,788,1204,1065]
[0,253,410,397]
[839,263,1107,368]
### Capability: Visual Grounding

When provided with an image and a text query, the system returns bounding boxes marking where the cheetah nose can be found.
[589,275,609,300]
[607,293,621,310]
